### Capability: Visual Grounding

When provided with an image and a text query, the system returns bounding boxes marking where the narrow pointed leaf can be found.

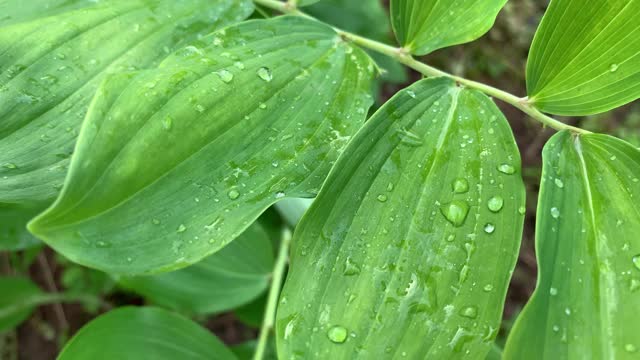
[58,307,237,360]
[527,0,640,115]
[390,0,508,55]
[28,16,375,275]
[277,78,525,358]
[504,132,640,359]
[118,223,274,314]
[0,277,42,332]
[0,0,254,238]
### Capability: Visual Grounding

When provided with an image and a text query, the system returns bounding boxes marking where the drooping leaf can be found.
[0,0,254,245]
[390,0,508,55]
[118,223,273,314]
[57,306,237,360]
[504,132,640,359]
[526,0,640,115]
[28,16,376,275]
[0,277,42,332]
[276,77,525,358]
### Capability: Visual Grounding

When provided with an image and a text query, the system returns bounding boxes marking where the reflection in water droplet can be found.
[487,196,504,212]
[440,201,470,227]
[327,326,348,344]
[257,67,272,82]
[228,189,240,200]
[452,178,469,193]
[550,207,560,219]
[497,164,515,174]
[484,223,495,234]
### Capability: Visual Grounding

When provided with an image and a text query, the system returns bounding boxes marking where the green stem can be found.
[253,228,292,360]
[252,0,590,134]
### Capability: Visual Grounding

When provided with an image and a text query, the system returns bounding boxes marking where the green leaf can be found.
[0,0,254,242]
[276,77,525,358]
[0,277,42,332]
[28,16,376,275]
[118,223,273,314]
[526,0,640,115]
[390,0,508,55]
[0,204,40,250]
[58,306,237,360]
[504,132,640,359]
[295,0,321,6]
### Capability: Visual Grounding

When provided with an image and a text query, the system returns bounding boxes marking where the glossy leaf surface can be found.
[58,307,237,360]
[29,16,375,275]
[0,277,42,332]
[390,0,508,55]
[277,78,526,358]
[504,132,640,359]
[527,0,640,115]
[0,0,254,242]
[119,223,273,314]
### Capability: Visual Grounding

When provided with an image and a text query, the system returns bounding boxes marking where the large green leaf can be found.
[118,222,273,314]
[28,16,376,275]
[0,0,254,245]
[390,0,508,55]
[58,306,237,360]
[276,77,526,358]
[504,132,640,359]
[527,0,640,115]
[0,277,42,332]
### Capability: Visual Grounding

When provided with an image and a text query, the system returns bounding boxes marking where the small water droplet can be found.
[343,257,360,276]
[215,69,233,83]
[259,103,267,109]
[234,61,245,70]
[610,64,619,72]
[152,218,161,225]
[275,191,286,199]
[459,306,478,319]
[518,206,526,215]
[257,67,272,82]
[487,196,504,212]
[96,241,109,248]
[484,223,495,234]
[483,284,494,292]
[452,178,469,193]
[162,116,173,130]
[550,287,558,296]
[2,163,17,169]
[327,326,348,344]
[632,255,640,270]
[177,224,187,233]
[497,164,515,174]
[228,189,240,200]
[406,90,416,98]
[554,178,564,188]
[440,200,470,227]
[550,207,560,219]
[377,194,388,202]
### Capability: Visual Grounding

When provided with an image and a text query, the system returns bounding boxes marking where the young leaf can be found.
[118,223,274,314]
[504,132,640,359]
[57,307,237,360]
[0,277,42,332]
[390,0,508,55]
[28,16,376,275]
[527,0,640,115]
[276,78,525,358]
[0,0,254,234]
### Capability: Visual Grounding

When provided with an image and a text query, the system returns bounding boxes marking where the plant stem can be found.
[252,0,590,134]
[253,228,292,360]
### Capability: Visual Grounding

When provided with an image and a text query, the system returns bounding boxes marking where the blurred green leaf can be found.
[235,294,267,328]
[0,205,40,250]
[58,307,237,360]
[277,78,525,358]
[504,132,640,359]
[527,0,640,115]
[0,277,42,332]
[231,339,277,360]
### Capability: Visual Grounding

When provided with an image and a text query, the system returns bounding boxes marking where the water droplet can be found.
[452,178,469,193]
[177,224,187,233]
[625,344,637,353]
[497,164,515,174]
[327,326,348,344]
[550,287,558,296]
[215,69,233,83]
[610,64,619,72]
[377,194,388,202]
[126,257,133,263]
[487,196,504,212]
[564,307,571,316]
[554,178,564,188]
[459,306,478,319]
[257,67,272,82]
[275,191,286,199]
[518,206,526,215]
[632,255,640,270]
[483,284,494,292]
[550,207,560,219]
[343,257,360,276]
[228,189,240,200]
[233,61,245,70]
[259,103,267,109]
[96,241,110,248]
[152,218,161,225]
[630,278,640,292]
[484,223,495,234]
[162,116,173,130]
[440,200,470,227]
[406,90,416,98]
[2,163,17,169]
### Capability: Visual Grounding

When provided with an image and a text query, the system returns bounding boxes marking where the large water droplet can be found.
[497,164,515,174]
[215,69,234,83]
[327,326,348,344]
[257,67,272,82]
[487,196,504,212]
[452,178,469,193]
[440,200,470,227]
[228,189,240,200]
[550,207,560,219]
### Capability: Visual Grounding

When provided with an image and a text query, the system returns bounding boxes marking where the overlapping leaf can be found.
[390,0,508,55]
[58,307,237,360]
[0,277,42,332]
[119,223,274,314]
[29,16,376,275]
[276,78,525,358]
[527,0,640,115]
[504,132,640,359]
[0,0,254,247]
